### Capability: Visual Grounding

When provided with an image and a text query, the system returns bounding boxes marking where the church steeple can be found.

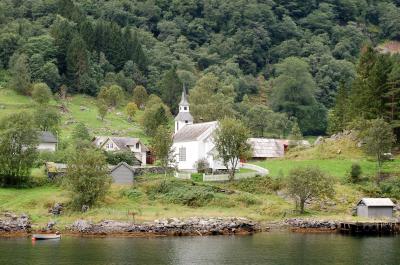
[175,85,193,133]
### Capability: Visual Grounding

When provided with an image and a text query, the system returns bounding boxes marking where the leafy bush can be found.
[105,151,140,166]
[195,158,209,173]
[191,173,203,182]
[145,179,217,207]
[236,193,260,206]
[379,177,400,199]
[348,163,362,183]
[121,188,144,199]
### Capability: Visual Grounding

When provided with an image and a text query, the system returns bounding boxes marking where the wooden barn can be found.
[356,198,395,218]
[247,138,285,159]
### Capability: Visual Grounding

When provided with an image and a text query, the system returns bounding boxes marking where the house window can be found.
[136,143,140,149]
[185,120,188,123]
[107,143,113,149]
[179,147,186,161]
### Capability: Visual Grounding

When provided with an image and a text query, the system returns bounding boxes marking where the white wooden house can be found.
[38,131,57,152]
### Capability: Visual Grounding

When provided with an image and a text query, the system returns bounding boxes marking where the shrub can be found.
[32,82,52,104]
[195,158,210,173]
[348,163,362,183]
[64,148,111,209]
[121,188,144,199]
[145,179,217,207]
[105,151,139,166]
[229,176,278,194]
[236,193,260,206]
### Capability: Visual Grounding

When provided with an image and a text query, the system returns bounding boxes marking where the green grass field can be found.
[253,158,400,179]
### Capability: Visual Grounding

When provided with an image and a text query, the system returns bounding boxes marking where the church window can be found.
[184,107,187,110]
[179,147,186,161]
[136,143,140,149]
[185,120,188,123]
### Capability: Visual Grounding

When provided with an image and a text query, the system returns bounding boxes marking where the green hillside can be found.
[0,88,149,142]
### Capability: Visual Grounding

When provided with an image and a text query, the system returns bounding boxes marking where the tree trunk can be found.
[300,198,306,214]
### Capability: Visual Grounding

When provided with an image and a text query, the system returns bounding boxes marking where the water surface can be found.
[1,232,399,265]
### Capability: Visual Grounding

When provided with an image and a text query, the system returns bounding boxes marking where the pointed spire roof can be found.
[179,85,189,106]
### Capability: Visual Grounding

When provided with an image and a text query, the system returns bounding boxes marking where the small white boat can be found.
[32,234,61,240]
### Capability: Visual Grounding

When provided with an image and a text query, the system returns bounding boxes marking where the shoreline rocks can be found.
[284,219,338,231]
[0,213,31,233]
[68,217,260,236]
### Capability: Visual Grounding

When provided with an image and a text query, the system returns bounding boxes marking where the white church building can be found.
[172,89,227,172]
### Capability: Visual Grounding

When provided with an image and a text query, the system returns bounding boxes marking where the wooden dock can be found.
[339,222,400,235]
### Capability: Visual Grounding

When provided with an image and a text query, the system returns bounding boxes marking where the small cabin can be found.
[110,162,136,184]
[356,198,395,218]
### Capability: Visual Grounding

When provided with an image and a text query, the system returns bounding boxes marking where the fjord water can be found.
[1,232,400,265]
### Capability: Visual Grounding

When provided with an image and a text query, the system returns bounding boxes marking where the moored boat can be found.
[31,234,61,240]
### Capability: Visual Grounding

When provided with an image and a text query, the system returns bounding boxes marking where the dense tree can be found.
[66,35,90,93]
[31,83,52,105]
[160,67,182,113]
[361,119,395,176]
[132,85,148,109]
[34,107,61,134]
[142,104,170,136]
[96,100,108,121]
[287,166,335,214]
[214,118,251,180]
[271,57,326,135]
[71,122,91,142]
[0,112,39,187]
[9,53,31,95]
[65,147,111,209]
[190,73,236,122]
[98,85,124,107]
[126,102,138,122]
[150,125,174,175]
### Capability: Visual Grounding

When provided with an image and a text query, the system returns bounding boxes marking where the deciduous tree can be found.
[287,166,334,214]
[214,118,251,180]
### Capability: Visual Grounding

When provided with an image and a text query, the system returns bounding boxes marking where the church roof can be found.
[174,112,194,121]
[179,88,189,106]
[174,121,217,142]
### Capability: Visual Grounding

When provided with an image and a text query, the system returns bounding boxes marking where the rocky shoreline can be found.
[68,217,261,236]
[0,212,345,237]
[283,218,338,232]
[0,213,261,237]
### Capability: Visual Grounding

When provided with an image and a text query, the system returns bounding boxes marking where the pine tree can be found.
[9,53,31,95]
[160,67,182,113]
[66,35,89,92]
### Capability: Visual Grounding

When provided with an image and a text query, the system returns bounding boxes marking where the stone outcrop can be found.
[0,213,31,233]
[68,217,260,236]
[285,218,338,231]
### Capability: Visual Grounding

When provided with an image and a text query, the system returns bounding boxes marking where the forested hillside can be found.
[1,0,400,136]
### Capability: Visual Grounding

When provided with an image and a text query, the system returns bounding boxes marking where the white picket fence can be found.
[174,172,191,180]
[174,163,269,182]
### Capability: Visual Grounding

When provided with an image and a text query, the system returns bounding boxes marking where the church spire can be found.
[179,84,189,106]
[175,84,193,133]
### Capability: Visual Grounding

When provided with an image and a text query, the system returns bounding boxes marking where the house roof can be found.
[110,162,136,173]
[94,136,149,152]
[174,121,217,142]
[358,198,395,207]
[248,138,284,158]
[174,111,194,121]
[39,131,57,143]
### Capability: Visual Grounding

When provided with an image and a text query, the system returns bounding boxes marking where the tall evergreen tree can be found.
[66,35,89,93]
[160,67,182,113]
[9,53,31,95]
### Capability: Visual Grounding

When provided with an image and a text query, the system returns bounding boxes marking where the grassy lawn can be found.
[253,158,400,179]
